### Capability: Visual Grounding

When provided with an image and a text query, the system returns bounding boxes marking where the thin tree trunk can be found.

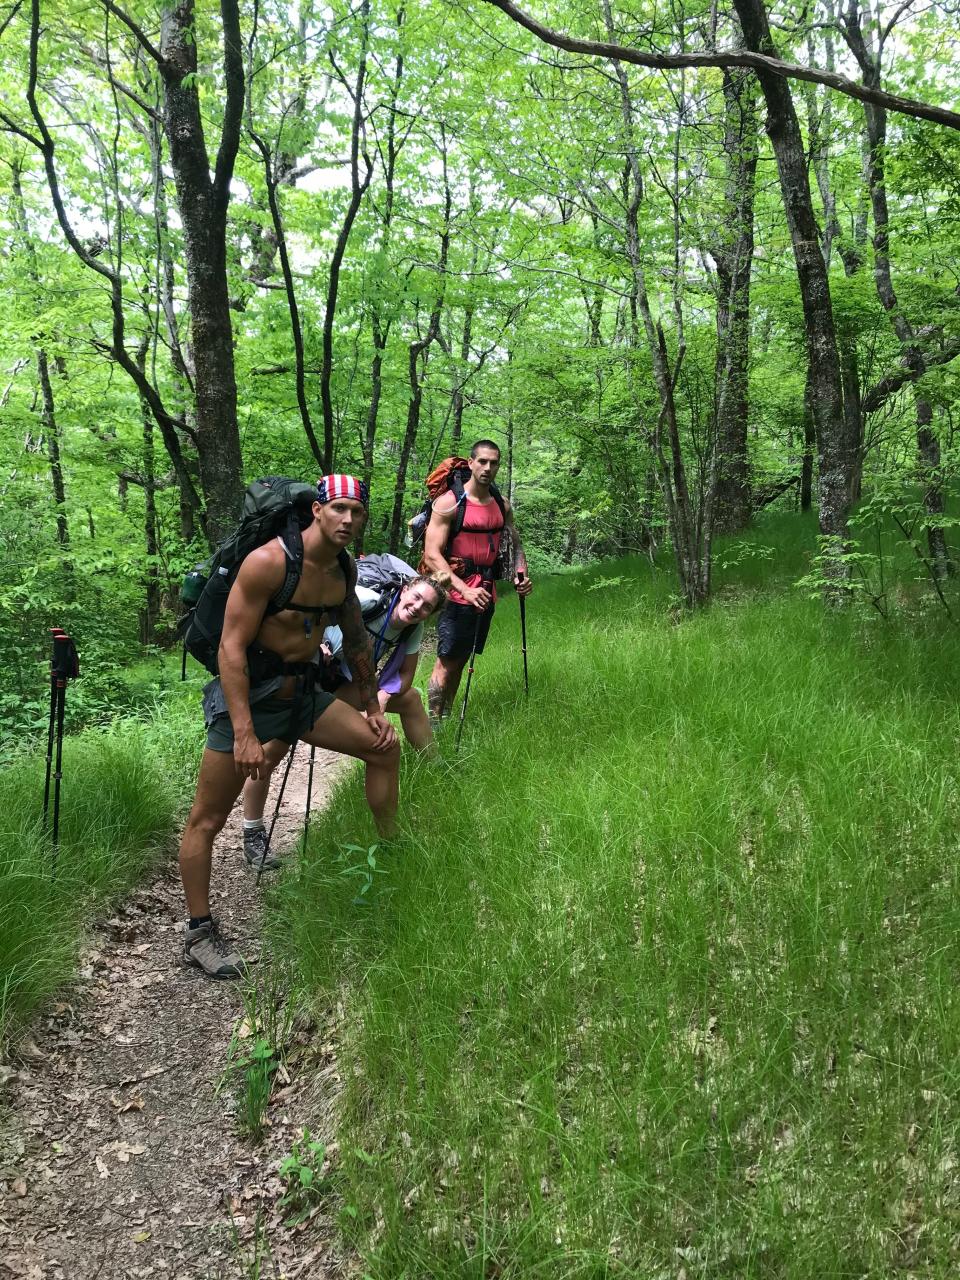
[319,0,372,469]
[451,300,476,450]
[37,350,70,551]
[602,0,706,604]
[134,339,161,642]
[733,0,855,591]
[712,61,757,535]
[841,4,953,580]
[387,142,451,551]
[359,8,407,548]
[145,111,199,543]
[159,0,246,541]
[9,159,70,552]
[801,383,816,513]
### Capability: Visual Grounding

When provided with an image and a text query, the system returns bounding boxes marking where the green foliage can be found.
[220,965,299,1143]
[278,1129,330,1223]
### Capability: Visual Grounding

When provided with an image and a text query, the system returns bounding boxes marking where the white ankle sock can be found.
[243,819,266,832]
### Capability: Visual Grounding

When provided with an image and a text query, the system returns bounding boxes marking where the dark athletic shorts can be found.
[206,690,335,753]
[436,601,495,660]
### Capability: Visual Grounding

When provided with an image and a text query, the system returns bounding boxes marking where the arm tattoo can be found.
[340,593,379,708]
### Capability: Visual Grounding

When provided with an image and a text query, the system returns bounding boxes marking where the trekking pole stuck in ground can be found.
[43,628,80,876]
[302,745,317,856]
[256,740,298,887]
[517,571,529,698]
[455,581,493,754]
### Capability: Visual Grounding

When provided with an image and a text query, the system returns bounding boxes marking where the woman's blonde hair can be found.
[404,571,449,612]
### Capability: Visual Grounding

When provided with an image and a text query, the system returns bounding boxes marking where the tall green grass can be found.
[267,520,960,1278]
[0,703,197,1043]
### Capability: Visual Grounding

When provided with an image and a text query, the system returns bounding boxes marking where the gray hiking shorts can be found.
[205,690,335,753]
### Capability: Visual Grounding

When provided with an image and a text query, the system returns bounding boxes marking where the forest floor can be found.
[0,746,353,1280]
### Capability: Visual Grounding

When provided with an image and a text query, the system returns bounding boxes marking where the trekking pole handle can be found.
[52,633,80,681]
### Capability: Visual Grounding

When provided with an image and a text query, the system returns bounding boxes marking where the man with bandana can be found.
[178,474,399,980]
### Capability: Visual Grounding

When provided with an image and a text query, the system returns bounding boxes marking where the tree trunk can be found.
[145,112,200,543]
[358,10,407,549]
[712,64,757,535]
[37,349,69,551]
[140,399,161,642]
[602,0,708,605]
[801,389,816,513]
[159,0,245,542]
[840,8,953,580]
[733,0,854,589]
[451,301,476,450]
[319,0,372,469]
[387,137,451,551]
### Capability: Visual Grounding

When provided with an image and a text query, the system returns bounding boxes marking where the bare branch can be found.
[479,0,960,132]
[0,0,23,42]
[862,336,960,413]
[99,0,165,66]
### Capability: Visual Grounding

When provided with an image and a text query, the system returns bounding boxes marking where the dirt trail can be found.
[0,747,352,1280]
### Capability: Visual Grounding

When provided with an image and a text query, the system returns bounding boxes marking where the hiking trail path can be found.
[0,747,353,1280]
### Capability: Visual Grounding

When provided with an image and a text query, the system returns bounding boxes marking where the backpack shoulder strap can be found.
[268,523,304,612]
[445,473,469,552]
[337,548,357,595]
[490,483,507,523]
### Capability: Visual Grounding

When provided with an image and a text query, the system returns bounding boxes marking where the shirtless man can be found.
[240,572,447,869]
[423,440,533,721]
[179,474,399,979]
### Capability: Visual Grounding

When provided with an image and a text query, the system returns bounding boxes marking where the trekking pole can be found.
[301,746,317,856]
[517,572,529,698]
[455,581,492,754]
[256,740,298,888]
[43,628,67,822]
[44,631,79,877]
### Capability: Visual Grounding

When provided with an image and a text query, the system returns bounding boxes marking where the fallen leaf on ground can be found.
[11,1178,27,1196]
[110,1092,145,1113]
[95,1156,109,1179]
[118,1065,166,1087]
[105,1141,147,1164]
[17,1039,47,1063]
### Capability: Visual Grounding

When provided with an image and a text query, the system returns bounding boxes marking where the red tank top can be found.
[448,496,503,605]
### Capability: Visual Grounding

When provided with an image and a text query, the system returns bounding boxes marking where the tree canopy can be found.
[2,0,959,723]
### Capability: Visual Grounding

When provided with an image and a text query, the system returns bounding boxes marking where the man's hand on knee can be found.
[365,711,398,752]
[234,730,267,780]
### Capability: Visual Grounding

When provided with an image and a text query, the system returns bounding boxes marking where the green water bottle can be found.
[181,566,207,607]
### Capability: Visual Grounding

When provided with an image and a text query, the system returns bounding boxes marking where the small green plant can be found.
[333,842,386,905]
[278,1128,329,1223]
[585,574,628,591]
[236,1038,276,1142]
[225,1200,273,1279]
[715,540,775,572]
[219,968,299,1143]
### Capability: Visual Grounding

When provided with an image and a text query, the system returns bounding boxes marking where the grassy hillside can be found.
[267,515,960,1277]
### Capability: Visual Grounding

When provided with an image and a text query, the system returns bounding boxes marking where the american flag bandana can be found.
[317,474,369,508]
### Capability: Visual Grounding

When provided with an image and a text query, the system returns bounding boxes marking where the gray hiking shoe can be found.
[184,919,247,980]
[243,826,280,871]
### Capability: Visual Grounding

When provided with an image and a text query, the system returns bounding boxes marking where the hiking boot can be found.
[184,919,247,980]
[243,826,280,871]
